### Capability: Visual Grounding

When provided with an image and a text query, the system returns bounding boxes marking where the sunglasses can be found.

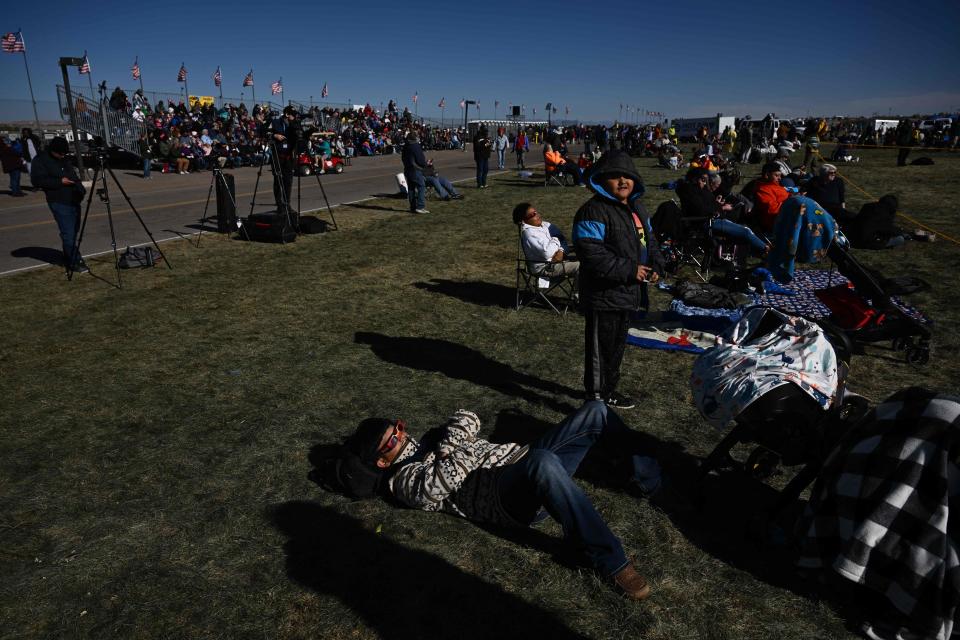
[378,419,406,456]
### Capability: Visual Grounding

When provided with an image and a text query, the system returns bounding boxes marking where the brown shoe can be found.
[611,562,651,600]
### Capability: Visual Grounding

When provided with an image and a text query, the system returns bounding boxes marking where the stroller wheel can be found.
[906,346,930,366]
[745,447,780,480]
[891,336,910,352]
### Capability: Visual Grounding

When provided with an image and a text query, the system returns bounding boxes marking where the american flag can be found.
[321,82,328,98]
[2,31,25,53]
[213,66,221,87]
[271,79,282,95]
[412,91,418,104]
[131,58,140,80]
[459,99,465,109]
[177,64,187,82]
[533,107,537,115]
[79,52,90,75]
[565,105,569,115]
[495,100,499,109]
[243,70,253,87]
[438,97,445,108]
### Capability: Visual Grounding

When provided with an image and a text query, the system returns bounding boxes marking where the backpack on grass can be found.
[118,246,161,269]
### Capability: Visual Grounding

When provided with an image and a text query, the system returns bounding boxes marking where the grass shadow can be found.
[413,279,516,310]
[271,501,590,640]
[496,179,546,189]
[348,203,409,213]
[354,332,578,413]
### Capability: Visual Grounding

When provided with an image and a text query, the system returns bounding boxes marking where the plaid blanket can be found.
[796,388,960,640]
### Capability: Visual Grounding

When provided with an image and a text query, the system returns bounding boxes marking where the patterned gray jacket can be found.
[387,410,528,526]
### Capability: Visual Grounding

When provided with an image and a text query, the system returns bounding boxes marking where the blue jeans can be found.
[557,161,583,185]
[143,158,151,178]
[49,201,81,267]
[424,174,459,199]
[405,170,425,211]
[709,218,768,252]
[476,157,489,187]
[497,148,507,168]
[496,401,631,577]
[9,169,22,194]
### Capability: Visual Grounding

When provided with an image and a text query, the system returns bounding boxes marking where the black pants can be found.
[273,159,294,213]
[583,308,630,399]
[897,147,911,167]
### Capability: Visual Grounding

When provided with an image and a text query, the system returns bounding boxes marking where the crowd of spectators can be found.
[99,91,480,175]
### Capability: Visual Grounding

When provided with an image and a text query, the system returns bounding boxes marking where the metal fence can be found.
[56,85,148,155]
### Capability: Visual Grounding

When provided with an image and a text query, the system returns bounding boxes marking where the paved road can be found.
[0,148,535,275]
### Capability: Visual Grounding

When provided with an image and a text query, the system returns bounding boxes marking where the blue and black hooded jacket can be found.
[572,150,664,311]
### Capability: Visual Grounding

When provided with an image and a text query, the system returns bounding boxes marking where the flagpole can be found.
[137,55,144,94]
[182,62,189,107]
[281,78,284,107]
[16,31,41,130]
[251,74,256,107]
[218,67,223,103]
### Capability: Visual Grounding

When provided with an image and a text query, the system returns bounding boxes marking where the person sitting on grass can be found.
[513,202,579,281]
[744,162,789,233]
[803,163,845,219]
[327,401,668,600]
[544,144,584,186]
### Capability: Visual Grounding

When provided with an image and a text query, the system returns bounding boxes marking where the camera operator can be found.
[268,106,301,216]
[30,137,88,273]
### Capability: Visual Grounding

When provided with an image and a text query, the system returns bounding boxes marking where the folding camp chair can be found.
[515,224,577,315]
[543,165,573,187]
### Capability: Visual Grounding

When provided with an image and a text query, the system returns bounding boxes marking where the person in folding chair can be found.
[573,150,664,410]
[513,202,580,282]
[544,144,584,186]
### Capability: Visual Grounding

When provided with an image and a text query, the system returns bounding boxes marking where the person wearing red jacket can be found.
[751,162,789,232]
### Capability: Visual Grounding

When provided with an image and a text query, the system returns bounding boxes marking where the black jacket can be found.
[472,132,491,161]
[572,151,664,311]
[30,151,85,205]
[844,197,898,249]
[401,142,427,174]
[676,180,719,219]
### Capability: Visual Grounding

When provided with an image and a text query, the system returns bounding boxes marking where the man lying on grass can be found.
[325,401,665,600]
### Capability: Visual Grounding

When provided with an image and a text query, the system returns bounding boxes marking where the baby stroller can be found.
[692,307,868,519]
[819,243,932,365]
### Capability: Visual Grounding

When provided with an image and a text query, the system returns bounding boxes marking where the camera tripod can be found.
[294,159,338,231]
[246,141,299,239]
[195,165,238,247]
[247,141,339,236]
[71,148,172,288]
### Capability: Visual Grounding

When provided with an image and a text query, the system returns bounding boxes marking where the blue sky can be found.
[3,0,959,121]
